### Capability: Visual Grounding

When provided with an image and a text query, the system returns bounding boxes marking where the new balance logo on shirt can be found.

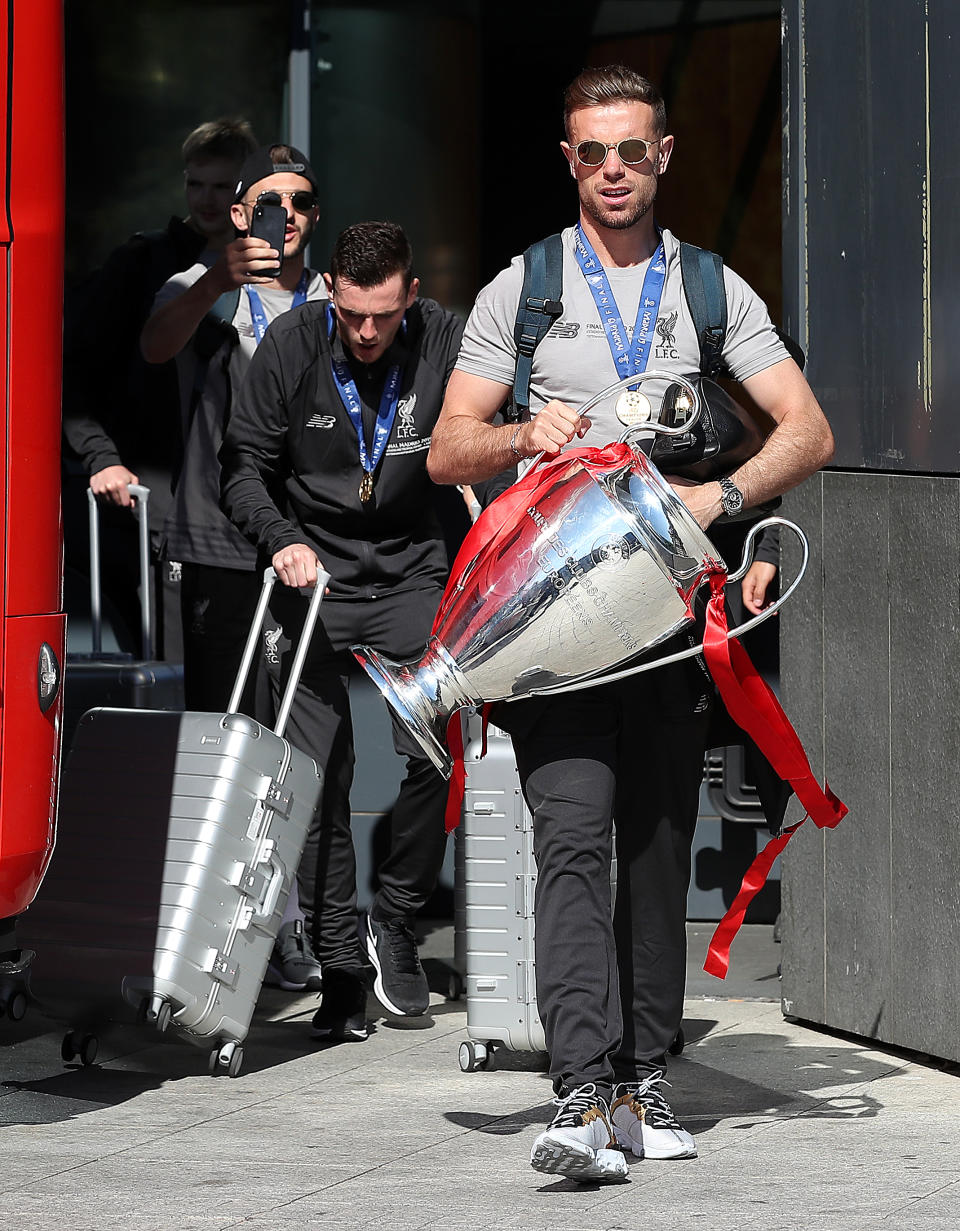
[306,414,337,429]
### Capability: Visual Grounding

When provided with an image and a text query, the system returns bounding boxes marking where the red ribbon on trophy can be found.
[701,573,847,977]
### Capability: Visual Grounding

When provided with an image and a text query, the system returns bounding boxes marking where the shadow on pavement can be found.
[442,1025,893,1152]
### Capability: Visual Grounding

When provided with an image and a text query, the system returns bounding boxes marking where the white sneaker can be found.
[611,1070,697,1159]
[530,1084,629,1183]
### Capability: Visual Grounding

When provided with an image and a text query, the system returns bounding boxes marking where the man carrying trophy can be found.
[427,65,835,1181]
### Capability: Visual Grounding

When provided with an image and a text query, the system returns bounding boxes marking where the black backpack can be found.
[507,233,804,481]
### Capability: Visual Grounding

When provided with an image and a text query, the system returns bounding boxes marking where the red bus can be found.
[0,0,66,1018]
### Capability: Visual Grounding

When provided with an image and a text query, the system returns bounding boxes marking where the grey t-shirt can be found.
[456,225,789,449]
[154,259,328,445]
[152,261,327,566]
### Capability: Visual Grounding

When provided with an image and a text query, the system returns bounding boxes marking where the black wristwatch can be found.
[718,476,745,517]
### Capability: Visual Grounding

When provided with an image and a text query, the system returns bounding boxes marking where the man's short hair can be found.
[182,117,257,166]
[329,222,414,290]
[563,66,667,139]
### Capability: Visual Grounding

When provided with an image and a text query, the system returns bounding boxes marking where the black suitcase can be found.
[63,485,183,749]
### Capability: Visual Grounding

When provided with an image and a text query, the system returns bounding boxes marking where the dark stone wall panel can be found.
[780,478,826,1022]
[820,473,891,1036]
[886,479,960,1051]
[781,470,960,1062]
[796,0,960,473]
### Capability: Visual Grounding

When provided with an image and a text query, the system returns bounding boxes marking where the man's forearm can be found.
[62,409,123,475]
[141,267,227,363]
[674,414,833,530]
[428,414,525,485]
[671,365,835,529]
[730,406,834,511]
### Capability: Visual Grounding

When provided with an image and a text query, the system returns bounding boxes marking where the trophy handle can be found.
[520,517,808,697]
[576,369,702,439]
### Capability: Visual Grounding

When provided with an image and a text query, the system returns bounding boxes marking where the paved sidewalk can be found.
[1,924,957,1231]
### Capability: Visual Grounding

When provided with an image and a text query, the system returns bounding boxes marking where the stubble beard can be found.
[580,177,659,233]
[286,219,317,260]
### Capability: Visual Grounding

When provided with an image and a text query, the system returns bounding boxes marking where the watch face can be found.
[722,480,744,514]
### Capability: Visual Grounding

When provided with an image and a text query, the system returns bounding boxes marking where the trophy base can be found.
[352,644,455,780]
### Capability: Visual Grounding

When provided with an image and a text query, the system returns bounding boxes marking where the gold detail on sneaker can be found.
[612,1092,644,1120]
[580,1105,617,1148]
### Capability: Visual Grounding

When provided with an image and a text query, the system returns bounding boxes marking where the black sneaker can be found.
[364,912,429,1016]
[530,1084,629,1183]
[310,968,368,1042]
[265,920,322,992]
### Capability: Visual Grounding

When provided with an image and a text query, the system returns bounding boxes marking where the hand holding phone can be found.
[249,202,286,278]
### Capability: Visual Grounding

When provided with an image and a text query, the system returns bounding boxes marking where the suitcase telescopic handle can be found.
[227,565,331,739]
[87,484,154,660]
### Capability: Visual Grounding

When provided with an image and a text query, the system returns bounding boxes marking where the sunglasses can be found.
[574,137,660,167]
[245,189,318,213]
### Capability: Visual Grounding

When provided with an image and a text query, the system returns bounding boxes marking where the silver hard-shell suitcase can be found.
[457,714,542,1073]
[20,568,328,1077]
[456,715,689,1075]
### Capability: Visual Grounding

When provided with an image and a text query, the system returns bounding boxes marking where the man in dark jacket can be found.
[220,221,464,1040]
[62,118,256,655]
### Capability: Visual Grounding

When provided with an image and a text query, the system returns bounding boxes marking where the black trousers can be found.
[495,648,712,1098]
[179,562,264,718]
[264,585,449,972]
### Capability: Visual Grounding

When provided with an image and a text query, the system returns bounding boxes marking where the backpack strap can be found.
[510,233,564,423]
[680,241,727,378]
[209,288,242,328]
[680,240,806,374]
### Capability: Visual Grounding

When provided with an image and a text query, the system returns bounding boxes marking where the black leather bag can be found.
[650,377,767,482]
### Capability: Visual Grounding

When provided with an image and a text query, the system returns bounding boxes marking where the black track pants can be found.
[496,650,712,1096]
[263,585,449,971]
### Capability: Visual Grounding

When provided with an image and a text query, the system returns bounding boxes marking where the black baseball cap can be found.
[234,144,318,202]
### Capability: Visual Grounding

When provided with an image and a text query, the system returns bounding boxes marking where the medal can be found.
[615,390,651,425]
[329,306,405,512]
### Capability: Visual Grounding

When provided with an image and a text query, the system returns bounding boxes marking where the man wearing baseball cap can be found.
[140,145,327,990]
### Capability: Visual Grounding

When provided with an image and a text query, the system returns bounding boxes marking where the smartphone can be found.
[249,201,286,278]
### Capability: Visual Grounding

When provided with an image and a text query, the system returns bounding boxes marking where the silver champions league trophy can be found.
[353,371,809,778]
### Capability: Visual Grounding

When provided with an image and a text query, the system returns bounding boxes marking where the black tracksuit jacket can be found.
[219,296,464,600]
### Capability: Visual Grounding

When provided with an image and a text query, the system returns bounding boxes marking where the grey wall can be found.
[779,475,960,1060]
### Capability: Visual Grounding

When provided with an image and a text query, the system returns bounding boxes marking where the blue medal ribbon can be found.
[327,302,404,480]
[245,270,310,345]
[573,224,666,382]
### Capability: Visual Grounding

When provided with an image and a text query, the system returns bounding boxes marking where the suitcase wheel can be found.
[669,1027,685,1057]
[61,1031,98,1066]
[0,989,28,1023]
[458,1039,494,1073]
[143,995,173,1034]
[209,1041,244,1078]
[446,971,464,1002]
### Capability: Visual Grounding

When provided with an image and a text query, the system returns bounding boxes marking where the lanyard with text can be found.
[245,270,310,345]
[327,302,404,502]
[573,224,666,385]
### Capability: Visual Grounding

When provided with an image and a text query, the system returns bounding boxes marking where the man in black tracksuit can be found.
[220,221,464,1040]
